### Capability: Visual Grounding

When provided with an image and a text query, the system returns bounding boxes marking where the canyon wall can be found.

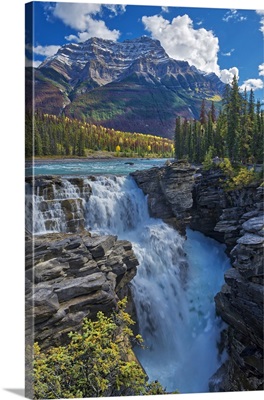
[132,161,264,391]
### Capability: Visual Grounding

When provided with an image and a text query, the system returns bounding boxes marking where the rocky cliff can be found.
[131,160,197,234]
[212,213,264,391]
[131,161,264,391]
[25,231,138,349]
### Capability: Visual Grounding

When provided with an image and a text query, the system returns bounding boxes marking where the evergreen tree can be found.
[225,75,242,161]
[210,101,216,123]
[25,111,33,158]
[34,129,43,156]
[199,99,207,126]
[172,75,262,165]
[174,116,182,159]
[214,110,226,158]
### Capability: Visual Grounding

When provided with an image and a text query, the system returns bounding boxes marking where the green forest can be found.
[26,75,263,164]
[174,76,264,164]
[25,113,174,159]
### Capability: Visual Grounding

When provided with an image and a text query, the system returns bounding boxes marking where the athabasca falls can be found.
[27,172,230,393]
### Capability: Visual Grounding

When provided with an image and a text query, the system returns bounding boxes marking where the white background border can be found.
[0,0,263,399]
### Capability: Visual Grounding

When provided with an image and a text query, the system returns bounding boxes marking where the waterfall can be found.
[85,175,229,393]
[26,179,90,234]
[28,175,229,393]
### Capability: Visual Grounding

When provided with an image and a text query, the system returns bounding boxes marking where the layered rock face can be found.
[25,231,138,349]
[131,160,197,233]
[131,162,264,391]
[190,170,262,252]
[213,204,264,391]
[190,171,263,391]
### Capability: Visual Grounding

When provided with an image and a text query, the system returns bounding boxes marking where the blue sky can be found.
[25,1,264,101]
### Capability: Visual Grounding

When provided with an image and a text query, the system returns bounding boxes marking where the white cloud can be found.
[240,78,264,92]
[105,4,126,17]
[256,10,264,35]
[52,3,101,31]
[161,6,169,13]
[221,48,234,57]
[33,45,60,57]
[51,3,123,41]
[259,63,264,76]
[25,57,41,68]
[142,14,220,75]
[65,17,120,42]
[223,9,247,22]
[222,52,231,57]
[223,9,237,22]
[220,67,239,84]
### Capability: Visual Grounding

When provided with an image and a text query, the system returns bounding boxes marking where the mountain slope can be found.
[29,36,225,138]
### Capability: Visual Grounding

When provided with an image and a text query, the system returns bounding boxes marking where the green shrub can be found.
[226,167,258,190]
[218,157,234,177]
[33,298,168,398]
[202,146,217,170]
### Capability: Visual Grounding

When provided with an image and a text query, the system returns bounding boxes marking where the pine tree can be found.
[25,111,33,158]
[214,110,226,158]
[225,75,242,161]
[199,99,207,126]
[174,116,182,159]
[210,101,216,123]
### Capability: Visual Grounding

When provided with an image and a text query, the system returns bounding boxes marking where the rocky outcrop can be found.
[212,212,264,391]
[131,160,197,233]
[25,231,138,349]
[190,169,227,242]
[190,171,262,251]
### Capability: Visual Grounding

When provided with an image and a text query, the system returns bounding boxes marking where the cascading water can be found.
[26,179,90,234]
[85,175,230,393]
[28,174,230,393]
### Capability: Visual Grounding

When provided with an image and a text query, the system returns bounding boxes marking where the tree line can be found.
[174,76,264,164]
[25,112,174,158]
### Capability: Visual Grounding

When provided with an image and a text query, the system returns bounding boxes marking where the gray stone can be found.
[33,287,60,323]
[54,272,106,302]
[242,216,264,234]
[83,235,117,258]
[237,233,264,245]
[34,259,69,283]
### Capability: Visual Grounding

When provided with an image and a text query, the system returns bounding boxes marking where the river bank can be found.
[26,151,172,165]
[25,157,171,177]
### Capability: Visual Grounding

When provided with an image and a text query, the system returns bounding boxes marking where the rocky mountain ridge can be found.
[27,36,225,137]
